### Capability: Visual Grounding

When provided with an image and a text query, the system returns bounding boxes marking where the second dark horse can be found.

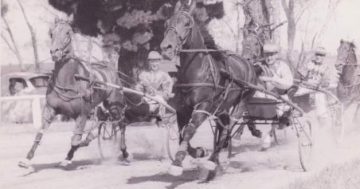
[160,2,257,180]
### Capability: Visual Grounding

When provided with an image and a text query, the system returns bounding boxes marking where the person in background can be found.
[296,47,334,129]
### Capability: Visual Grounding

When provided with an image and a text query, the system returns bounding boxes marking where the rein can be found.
[174,83,225,89]
[179,49,228,53]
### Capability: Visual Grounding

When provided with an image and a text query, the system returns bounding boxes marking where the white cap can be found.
[314,46,326,56]
[263,43,279,54]
[147,51,162,60]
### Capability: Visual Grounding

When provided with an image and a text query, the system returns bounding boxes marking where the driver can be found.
[135,51,174,123]
[254,43,294,150]
[296,47,334,128]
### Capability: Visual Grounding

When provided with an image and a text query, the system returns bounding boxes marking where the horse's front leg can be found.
[201,113,232,181]
[18,104,56,170]
[61,115,87,166]
[118,122,130,163]
[169,102,210,176]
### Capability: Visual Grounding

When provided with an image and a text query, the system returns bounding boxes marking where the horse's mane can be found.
[348,44,357,64]
[197,21,224,61]
[198,22,216,50]
[340,41,358,64]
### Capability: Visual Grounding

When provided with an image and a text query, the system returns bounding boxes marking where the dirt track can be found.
[1,117,360,189]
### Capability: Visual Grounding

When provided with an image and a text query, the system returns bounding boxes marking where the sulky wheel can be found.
[97,121,120,160]
[293,117,313,171]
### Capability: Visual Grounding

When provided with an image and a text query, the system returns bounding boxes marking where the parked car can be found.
[1,72,50,96]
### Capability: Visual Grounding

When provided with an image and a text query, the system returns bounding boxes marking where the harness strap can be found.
[192,109,216,119]
[53,85,83,101]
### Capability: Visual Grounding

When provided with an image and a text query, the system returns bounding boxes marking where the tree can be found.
[281,0,295,53]
[16,0,40,72]
[48,0,224,81]
[1,1,24,69]
[49,0,177,80]
[241,0,273,62]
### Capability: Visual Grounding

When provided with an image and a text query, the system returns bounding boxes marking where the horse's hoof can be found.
[18,159,31,169]
[126,152,134,161]
[117,158,131,166]
[199,160,217,171]
[196,147,209,158]
[198,168,217,182]
[59,160,72,167]
[117,153,132,166]
[260,134,272,151]
[168,165,183,176]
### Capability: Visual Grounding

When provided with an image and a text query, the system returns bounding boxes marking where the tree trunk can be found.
[281,0,296,69]
[281,0,295,53]
[17,0,40,72]
[241,0,272,62]
[1,17,23,69]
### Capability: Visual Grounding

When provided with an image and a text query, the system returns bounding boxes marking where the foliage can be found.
[48,0,224,77]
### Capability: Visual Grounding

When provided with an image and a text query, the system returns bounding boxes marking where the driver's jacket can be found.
[264,60,294,92]
[254,60,294,116]
[135,70,174,100]
[255,60,294,96]
[296,61,333,116]
[303,61,328,87]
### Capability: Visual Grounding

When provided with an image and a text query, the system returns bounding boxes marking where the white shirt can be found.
[305,61,328,86]
[265,60,294,91]
[136,70,174,99]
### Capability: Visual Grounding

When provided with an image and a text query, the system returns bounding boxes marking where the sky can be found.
[1,0,360,66]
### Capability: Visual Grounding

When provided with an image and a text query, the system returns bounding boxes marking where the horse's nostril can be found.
[166,44,173,50]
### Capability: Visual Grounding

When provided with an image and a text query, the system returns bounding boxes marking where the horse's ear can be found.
[177,0,196,12]
[350,42,356,48]
[174,1,181,13]
[158,3,174,19]
[182,0,194,7]
[340,39,344,44]
[188,1,197,14]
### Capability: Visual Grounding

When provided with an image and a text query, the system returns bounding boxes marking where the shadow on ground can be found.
[127,169,199,189]
[21,158,101,176]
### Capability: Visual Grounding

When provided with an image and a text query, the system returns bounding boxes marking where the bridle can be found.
[336,47,359,68]
[50,24,73,61]
[336,47,360,88]
[164,11,195,55]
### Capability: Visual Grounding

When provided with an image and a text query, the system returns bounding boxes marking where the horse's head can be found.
[49,19,73,62]
[336,39,357,73]
[160,0,196,60]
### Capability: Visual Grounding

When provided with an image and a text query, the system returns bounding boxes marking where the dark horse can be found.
[18,19,128,170]
[160,2,257,180]
[336,40,360,121]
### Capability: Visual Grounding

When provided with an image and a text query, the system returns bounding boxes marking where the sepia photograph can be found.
[0,0,359,188]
